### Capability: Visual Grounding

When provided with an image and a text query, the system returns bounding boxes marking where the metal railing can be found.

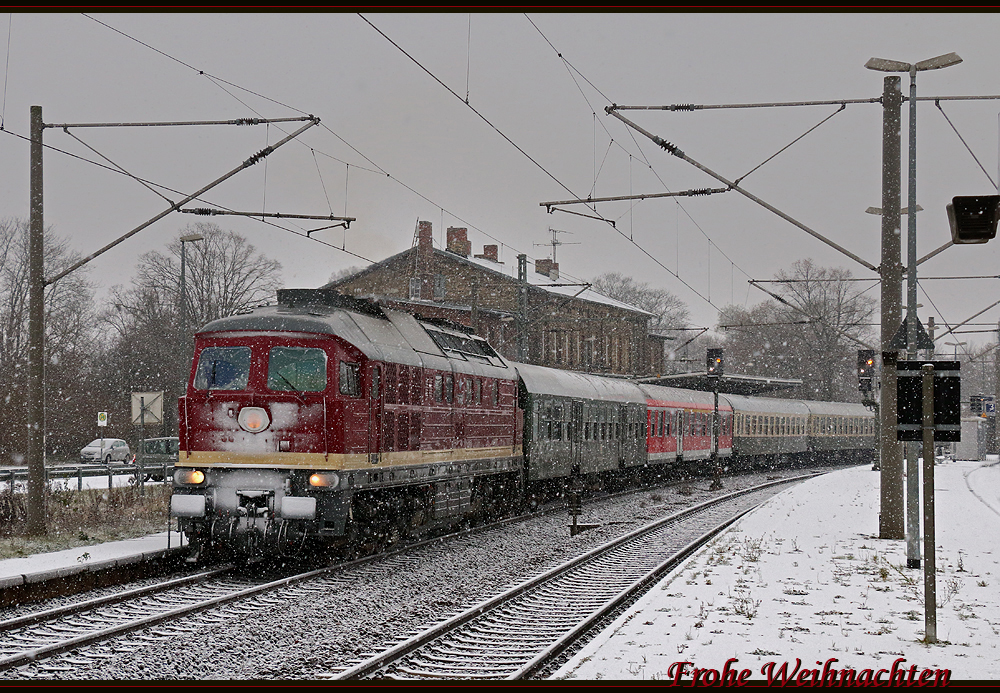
[1,461,174,491]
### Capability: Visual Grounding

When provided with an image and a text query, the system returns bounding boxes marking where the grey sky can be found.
[2,12,1000,348]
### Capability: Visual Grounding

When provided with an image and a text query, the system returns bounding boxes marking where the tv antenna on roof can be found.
[534,228,579,262]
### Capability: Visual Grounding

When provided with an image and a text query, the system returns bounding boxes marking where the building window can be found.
[409,277,421,300]
[434,274,446,300]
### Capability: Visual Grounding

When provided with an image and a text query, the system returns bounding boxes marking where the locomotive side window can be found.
[194,347,251,391]
[434,375,443,402]
[339,361,361,397]
[267,347,327,392]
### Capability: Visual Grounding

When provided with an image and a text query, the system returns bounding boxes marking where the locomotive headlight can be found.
[238,407,270,433]
[309,472,340,488]
[175,468,206,485]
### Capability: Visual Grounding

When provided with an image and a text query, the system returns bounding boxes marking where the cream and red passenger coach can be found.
[170,289,875,559]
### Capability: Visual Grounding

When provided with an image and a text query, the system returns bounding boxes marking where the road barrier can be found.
[1,461,173,492]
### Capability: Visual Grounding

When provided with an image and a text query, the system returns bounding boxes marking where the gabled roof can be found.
[323,245,653,317]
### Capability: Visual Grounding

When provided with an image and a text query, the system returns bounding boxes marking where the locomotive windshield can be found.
[194,346,251,390]
[267,346,327,392]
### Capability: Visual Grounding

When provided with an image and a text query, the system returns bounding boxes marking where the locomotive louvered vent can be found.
[277,289,384,317]
[425,327,500,361]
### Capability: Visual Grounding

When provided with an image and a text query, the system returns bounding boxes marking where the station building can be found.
[323,221,669,378]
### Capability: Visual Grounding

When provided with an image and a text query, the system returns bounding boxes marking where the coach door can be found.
[676,410,685,459]
[570,400,584,475]
[368,365,383,465]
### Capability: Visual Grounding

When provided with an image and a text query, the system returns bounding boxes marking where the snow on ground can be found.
[554,460,1000,683]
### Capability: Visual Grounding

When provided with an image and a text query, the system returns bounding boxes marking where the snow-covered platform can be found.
[554,460,1000,683]
[0,532,185,592]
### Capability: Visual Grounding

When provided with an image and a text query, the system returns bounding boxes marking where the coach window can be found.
[444,375,453,403]
[338,361,361,397]
[195,346,251,391]
[434,375,443,402]
[268,347,327,392]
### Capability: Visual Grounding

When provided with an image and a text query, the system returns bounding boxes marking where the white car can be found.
[80,438,132,464]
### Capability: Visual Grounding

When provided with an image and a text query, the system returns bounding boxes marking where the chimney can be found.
[548,261,559,280]
[417,221,434,261]
[446,227,471,257]
[417,220,433,252]
[535,258,552,277]
[475,244,499,263]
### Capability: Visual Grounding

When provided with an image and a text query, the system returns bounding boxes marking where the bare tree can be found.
[328,265,366,284]
[719,259,876,401]
[0,217,101,460]
[591,272,690,333]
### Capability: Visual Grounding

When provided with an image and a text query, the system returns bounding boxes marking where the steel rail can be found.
[333,473,818,680]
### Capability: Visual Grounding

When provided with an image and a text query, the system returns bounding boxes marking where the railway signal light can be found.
[857,349,875,391]
[948,195,1000,244]
[707,348,723,377]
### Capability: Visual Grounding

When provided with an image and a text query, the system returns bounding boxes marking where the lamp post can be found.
[866,52,962,571]
[179,233,204,367]
[946,341,967,361]
[866,53,961,359]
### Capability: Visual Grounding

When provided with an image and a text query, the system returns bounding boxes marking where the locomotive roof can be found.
[513,362,646,404]
[197,294,513,378]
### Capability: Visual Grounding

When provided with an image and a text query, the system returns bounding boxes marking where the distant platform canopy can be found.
[636,372,803,396]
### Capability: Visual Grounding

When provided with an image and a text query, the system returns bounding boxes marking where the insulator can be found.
[234,118,261,126]
[188,208,219,216]
[244,146,275,167]
[670,104,696,111]
[654,137,682,156]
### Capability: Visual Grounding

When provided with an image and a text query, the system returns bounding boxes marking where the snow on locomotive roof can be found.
[513,361,646,404]
[196,290,512,375]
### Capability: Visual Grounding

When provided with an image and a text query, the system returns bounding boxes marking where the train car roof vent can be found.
[277,289,385,318]
[419,316,476,334]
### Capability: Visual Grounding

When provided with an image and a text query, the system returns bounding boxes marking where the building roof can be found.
[323,245,654,318]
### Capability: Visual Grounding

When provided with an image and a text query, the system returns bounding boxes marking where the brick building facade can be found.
[323,221,666,377]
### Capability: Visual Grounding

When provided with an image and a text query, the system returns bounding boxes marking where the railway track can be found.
[330,474,814,680]
[0,468,828,678]
[0,497,563,674]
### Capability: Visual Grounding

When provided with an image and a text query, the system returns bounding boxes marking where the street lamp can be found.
[867,53,961,642]
[179,233,204,363]
[946,341,967,360]
[865,53,962,356]
[866,53,962,576]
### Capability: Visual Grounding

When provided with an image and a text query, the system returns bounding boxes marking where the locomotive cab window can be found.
[339,361,361,397]
[268,347,327,392]
[194,346,251,391]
